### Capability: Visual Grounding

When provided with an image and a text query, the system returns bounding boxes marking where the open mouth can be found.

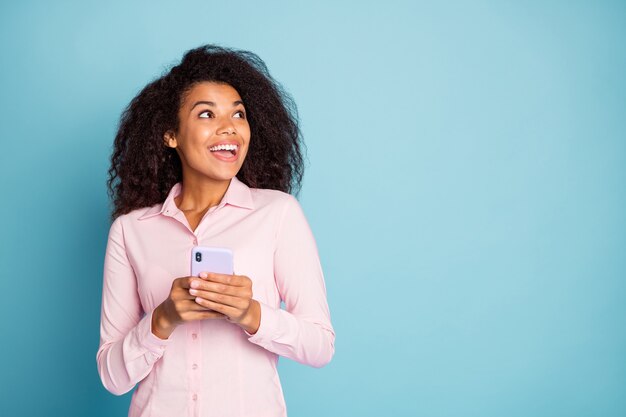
[208,143,239,161]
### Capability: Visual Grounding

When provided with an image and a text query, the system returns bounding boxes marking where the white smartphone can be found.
[190,246,234,276]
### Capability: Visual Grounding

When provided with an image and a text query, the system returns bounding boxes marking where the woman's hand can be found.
[151,276,228,340]
[189,272,261,335]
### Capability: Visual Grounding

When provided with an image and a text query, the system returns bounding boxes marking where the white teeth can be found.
[209,144,238,152]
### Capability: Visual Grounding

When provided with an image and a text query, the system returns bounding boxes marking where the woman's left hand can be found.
[188,272,261,334]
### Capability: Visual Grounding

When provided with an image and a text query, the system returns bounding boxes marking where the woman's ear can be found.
[164,131,177,148]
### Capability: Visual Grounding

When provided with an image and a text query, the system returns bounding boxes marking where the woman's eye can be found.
[198,110,245,119]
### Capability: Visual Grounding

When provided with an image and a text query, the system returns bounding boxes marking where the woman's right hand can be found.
[151,276,227,339]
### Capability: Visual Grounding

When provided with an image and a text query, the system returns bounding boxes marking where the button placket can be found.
[187,322,202,416]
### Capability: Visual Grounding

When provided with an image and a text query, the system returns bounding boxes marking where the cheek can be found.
[188,128,213,151]
[242,133,252,154]
[195,124,214,139]
[242,125,252,145]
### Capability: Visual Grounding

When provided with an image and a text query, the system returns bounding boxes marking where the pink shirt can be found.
[96,176,335,417]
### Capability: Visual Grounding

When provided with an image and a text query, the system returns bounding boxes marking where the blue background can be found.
[1,1,624,416]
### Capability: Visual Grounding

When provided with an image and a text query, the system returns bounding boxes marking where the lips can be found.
[208,141,240,162]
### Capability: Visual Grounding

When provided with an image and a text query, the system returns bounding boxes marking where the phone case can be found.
[190,246,234,276]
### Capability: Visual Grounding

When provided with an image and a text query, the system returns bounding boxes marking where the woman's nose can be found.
[216,117,236,135]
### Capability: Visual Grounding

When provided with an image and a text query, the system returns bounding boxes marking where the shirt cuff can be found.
[137,308,171,354]
[243,300,280,344]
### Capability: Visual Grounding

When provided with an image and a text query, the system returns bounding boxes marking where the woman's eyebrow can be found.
[191,100,244,110]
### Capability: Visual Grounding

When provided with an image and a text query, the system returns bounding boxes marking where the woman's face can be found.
[165,81,251,183]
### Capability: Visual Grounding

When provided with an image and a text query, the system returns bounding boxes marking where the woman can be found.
[96,44,335,417]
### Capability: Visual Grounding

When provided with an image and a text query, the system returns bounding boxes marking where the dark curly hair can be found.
[107,44,305,221]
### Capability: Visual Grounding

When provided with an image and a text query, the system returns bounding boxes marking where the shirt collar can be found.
[138,176,254,220]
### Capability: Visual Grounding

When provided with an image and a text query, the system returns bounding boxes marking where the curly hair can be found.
[106,44,305,221]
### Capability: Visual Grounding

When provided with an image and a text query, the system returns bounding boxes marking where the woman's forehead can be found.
[184,81,242,103]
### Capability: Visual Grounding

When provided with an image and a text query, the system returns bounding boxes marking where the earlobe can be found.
[164,131,177,148]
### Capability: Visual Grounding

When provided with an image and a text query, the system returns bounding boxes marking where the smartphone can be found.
[190,246,234,277]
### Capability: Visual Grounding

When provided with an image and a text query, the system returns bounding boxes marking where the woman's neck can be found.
[175,175,231,213]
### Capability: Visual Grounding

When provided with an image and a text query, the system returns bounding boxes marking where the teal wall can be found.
[1,1,624,416]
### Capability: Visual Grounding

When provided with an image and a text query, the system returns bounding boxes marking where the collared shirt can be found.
[96,177,335,417]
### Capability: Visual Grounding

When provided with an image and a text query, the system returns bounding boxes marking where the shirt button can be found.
[191,333,198,340]
[192,394,198,401]
[192,363,198,370]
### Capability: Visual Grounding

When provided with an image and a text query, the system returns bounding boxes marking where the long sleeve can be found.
[96,216,171,395]
[244,195,336,368]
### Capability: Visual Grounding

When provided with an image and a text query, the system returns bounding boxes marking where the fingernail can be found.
[189,289,197,295]
[199,272,207,278]
[190,280,199,288]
